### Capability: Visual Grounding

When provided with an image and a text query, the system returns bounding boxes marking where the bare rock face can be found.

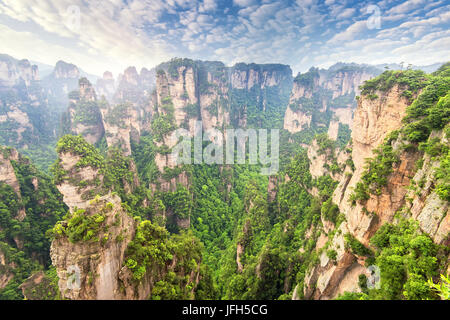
[114,66,155,106]
[96,65,155,156]
[0,55,50,148]
[267,176,278,202]
[332,84,414,221]
[79,77,97,102]
[159,65,198,131]
[284,64,380,134]
[65,78,105,145]
[55,152,101,211]
[303,85,420,299]
[318,70,373,98]
[53,60,80,80]
[0,147,21,195]
[199,64,230,132]
[351,85,409,171]
[230,64,291,90]
[95,71,115,101]
[283,104,312,134]
[50,194,135,300]
[307,139,329,179]
[327,120,340,141]
[101,103,133,156]
[405,130,449,244]
[302,78,450,299]
[0,147,26,220]
[0,249,15,290]
[0,56,39,88]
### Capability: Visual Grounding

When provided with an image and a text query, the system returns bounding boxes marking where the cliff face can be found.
[405,130,449,244]
[64,78,105,145]
[113,66,155,106]
[301,79,449,300]
[95,71,115,101]
[41,61,80,113]
[0,55,49,149]
[0,147,26,221]
[50,137,136,299]
[230,63,292,91]
[93,66,156,156]
[0,55,39,88]
[50,193,135,300]
[49,135,206,300]
[284,64,380,136]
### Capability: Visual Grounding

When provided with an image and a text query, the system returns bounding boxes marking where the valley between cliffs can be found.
[0,56,448,300]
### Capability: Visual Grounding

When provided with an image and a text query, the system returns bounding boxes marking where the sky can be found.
[0,0,449,77]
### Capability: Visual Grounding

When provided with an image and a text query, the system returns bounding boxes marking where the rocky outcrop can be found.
[65,78,105,145]
[0,147,26,220]
[301,81,450,300]
[95,71,115,101]
[199,62,230,132]
[50,139,136,299]
[52,61,80,80]
[0,55,50,149]
[284,64,380,134]
[41,60,81,114]
[0,54,39,88]
[55,151,101,211]
[0,147,21,195]
[284,104,312,134]
[19,271,60,300]
[50,193,135,300]
[230,63,292,90]
[113,66,155,105]
[0,249,15,290]
[333,84,413,216]
[405,130,449,244]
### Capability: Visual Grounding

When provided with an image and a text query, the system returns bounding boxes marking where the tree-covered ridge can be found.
[352,63,450,203]
[0,146,67,299]
[123,219,215,299]
[332,64,450,300]
[294,67,319,87]
[360,69,428,98]
[338,219,447,300]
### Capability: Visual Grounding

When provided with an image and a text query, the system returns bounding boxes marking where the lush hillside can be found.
[0,56,448,300]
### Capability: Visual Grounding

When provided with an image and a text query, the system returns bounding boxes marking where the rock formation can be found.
[284,64,381,136]
[301,77,449,300]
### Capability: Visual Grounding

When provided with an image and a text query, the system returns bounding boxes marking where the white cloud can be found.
[233,0,256,7]
[327,20,367,44]
[386,0,426,15]
[336,8,356,19]
[0,0,448,76]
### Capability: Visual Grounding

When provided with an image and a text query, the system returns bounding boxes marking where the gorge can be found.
[0,54,448,300]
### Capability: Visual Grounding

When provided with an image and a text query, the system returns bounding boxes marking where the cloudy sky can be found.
[0,0,448,76]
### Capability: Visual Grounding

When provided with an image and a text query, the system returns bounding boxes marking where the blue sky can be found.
[0,0,448,76]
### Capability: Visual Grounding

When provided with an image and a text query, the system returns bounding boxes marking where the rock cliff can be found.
[63,78,105,145]
[284,64,381,136]
[300,73,449,300]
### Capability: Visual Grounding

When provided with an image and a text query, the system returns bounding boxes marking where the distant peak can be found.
[53,60,80,79]
[103,71,113,80]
